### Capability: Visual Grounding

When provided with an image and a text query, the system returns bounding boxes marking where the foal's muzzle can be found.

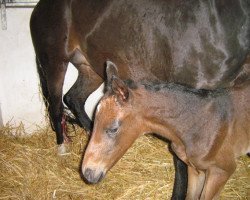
[82,168,104,184]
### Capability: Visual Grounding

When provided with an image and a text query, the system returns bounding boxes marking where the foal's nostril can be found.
[84,168,94,183]
[83,168,105,184]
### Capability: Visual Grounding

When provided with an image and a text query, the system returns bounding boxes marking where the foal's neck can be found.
[139,83,228,142]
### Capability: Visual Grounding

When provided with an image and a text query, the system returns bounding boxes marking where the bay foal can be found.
[82,62,250,199]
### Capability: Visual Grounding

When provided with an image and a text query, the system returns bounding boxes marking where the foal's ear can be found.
[106,61,118,85]
[111,77,129,102]
[106,61,129,101]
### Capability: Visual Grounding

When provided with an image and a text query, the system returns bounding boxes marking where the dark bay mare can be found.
[30,0,250,198]
[82,62,250,200]
[30,0,250,145]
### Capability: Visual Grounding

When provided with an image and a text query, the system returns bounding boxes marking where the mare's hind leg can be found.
[172,154,188,200]
[64,49,103,132]
[45,61,69,145]
[37,54,69,147]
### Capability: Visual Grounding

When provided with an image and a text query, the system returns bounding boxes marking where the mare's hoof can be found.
[57,143,71,156]
[85,130,91,136]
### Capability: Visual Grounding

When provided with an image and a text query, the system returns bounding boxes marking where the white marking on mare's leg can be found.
[58,143,71,156]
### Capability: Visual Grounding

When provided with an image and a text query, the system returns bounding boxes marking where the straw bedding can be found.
[0,123,249,200]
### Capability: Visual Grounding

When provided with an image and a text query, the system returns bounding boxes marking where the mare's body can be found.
[30,0,250,144]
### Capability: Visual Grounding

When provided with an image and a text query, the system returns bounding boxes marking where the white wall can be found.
[0,8,104,133]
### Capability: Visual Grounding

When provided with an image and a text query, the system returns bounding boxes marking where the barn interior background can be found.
[0,1,249,199]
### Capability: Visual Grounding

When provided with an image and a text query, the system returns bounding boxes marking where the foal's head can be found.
[82,61,146,184]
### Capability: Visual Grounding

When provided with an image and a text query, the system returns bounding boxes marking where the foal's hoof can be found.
[57,143,71,156]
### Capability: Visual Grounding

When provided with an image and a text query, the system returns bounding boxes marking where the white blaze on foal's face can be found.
[82,95,126,182]
[96,103,102,113]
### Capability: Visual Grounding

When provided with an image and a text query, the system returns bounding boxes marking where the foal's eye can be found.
[105,127,119,138]
[106,127,118,134]
[105,121,120,138]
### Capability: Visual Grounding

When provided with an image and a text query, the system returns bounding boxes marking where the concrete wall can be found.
[0,8,103,133]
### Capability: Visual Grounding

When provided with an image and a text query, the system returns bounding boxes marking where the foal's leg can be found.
[200,164,236,200]
[64,49,103,132]
[171,154,188,200]
[186,166,205,200]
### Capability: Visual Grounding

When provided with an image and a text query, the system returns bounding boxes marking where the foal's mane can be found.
[109,79,227,98]
[126,80,227,98]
